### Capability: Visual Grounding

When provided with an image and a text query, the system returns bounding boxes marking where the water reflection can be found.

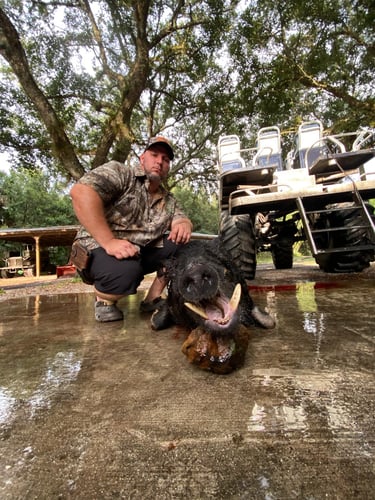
[28,351,82,417]
[247,372,363,437]
[257,475,276,500]
[0,387,16,424]
[32,295,41,325]
[0,351,82,425]
[246,278,373,438]
[248,401,307,433]
[296,282,326,365]
[0,294,99,430]
[0,280,373,447]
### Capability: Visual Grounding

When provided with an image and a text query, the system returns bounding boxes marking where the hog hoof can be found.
[251,305,276,329]
[151,303,175,330]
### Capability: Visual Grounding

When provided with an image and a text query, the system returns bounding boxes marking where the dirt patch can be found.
[0,277,90,301]
[0,274,155,302]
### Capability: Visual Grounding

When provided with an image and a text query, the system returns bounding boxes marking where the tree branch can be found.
[0,7,85,179]
[296,64,375,115]
[78,0,125,87]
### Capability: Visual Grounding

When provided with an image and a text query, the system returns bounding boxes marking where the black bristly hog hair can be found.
[151,238,275,335]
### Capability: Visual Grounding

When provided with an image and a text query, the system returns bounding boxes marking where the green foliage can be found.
[0,168,76,227]
[0,167,76,265]
[172,185,219,235]
[0,0,239,184]
[0,0,373,192]
[231,0,375,137]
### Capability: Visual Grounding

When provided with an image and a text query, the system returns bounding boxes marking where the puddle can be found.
[0,274,374,498]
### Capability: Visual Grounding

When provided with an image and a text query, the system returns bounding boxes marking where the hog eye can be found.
[184,278,194,293]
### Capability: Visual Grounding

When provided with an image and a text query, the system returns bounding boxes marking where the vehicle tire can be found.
[313,202,374,273]
[271,239,294,269]
[219,210,257,280]
[270,221,296,269]
[1,269,13,278]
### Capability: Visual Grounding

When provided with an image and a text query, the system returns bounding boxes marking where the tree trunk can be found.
[0,8,85,179]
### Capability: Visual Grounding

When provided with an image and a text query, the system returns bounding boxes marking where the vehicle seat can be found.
[218,135,246,172]
[294,120,324,169]
[253,126,283,171]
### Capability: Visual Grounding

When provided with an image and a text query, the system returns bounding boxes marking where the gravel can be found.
[0,275,155,302]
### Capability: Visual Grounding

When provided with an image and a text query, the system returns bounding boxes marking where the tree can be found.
[173,185,219,234]
[0,0,238,187]
[230,0,375,143]
[0,168,76,227]
[1,0,374,188]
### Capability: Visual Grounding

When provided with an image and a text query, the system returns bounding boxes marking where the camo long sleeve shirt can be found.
[74,161,189,251]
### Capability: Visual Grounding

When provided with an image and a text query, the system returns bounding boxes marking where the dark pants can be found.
[83,235,178,296]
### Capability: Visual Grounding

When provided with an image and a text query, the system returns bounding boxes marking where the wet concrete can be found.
[0,264,374,499]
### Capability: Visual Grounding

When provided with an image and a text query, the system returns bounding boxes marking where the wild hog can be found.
[151,239,275,374]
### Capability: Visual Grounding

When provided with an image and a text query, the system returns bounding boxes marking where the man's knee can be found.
[89,249,144,295]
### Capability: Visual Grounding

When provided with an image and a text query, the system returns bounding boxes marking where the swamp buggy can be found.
[0,244,35,278]
[218,120,375,279]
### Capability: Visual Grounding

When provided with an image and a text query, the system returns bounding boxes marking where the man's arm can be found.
[70,183,139,259]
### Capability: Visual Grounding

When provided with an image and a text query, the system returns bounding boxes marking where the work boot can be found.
[95,301,124,322]
[139,296,166,313]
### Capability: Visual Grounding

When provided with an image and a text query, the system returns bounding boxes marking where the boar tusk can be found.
[184,283,241,322]
[229,283,241,311]
[184,302,209,319]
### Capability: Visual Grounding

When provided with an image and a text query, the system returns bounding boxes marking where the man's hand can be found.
[104,239,140,259]
[168,219,192,244]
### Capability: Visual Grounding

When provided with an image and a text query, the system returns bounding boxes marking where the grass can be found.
[257,251,316,266]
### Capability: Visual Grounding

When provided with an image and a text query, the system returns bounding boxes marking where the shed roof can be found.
[0,225,79,247]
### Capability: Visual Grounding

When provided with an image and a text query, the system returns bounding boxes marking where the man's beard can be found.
[146,171,166,183]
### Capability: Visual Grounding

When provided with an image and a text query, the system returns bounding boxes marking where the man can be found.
[70,136,193,322]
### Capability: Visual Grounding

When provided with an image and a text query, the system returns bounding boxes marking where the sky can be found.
[0,153,11,174]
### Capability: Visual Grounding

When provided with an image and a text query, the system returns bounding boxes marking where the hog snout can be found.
[177,263,219,302]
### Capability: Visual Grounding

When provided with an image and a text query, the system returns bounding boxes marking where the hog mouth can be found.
[184,283,241,332]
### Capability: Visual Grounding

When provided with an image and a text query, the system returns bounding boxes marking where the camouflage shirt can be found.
[74,161,189,251]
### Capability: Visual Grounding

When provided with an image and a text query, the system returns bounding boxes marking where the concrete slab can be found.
[0,264,374,499]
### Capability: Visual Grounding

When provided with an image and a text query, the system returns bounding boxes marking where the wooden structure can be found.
[0,225,79,277]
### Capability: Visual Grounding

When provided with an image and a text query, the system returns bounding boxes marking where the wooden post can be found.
[34,236,40,277]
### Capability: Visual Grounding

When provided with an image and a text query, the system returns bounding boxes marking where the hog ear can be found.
[158,256,178,281]
[213,239,246,283]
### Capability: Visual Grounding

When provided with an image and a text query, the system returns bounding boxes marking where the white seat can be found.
[253,126,282,171]
[295,120,323,169]
[218,135,246,172]
[352,127,375,151]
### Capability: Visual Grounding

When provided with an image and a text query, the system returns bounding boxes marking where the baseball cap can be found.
[145,136,174,160]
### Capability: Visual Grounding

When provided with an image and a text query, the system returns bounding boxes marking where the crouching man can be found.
[70,136,193,322]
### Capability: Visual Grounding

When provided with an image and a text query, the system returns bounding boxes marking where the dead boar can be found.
[151,239,275,374]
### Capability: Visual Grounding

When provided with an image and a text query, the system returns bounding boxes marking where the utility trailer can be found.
[218,121,375,279]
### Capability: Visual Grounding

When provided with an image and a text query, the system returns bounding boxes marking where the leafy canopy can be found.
[0,168,77,227]
[0,0,373,190]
